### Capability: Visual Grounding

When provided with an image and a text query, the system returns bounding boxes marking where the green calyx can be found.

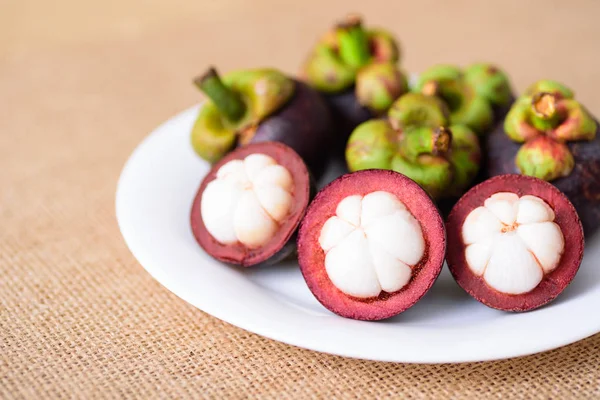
[525,80,574,99]
[355,63,408,114]
[302,15,401,93]
[368,29,400,63]
[391,126,454,198]
[464,63,512,107]
[387,92,449,130]
[516,136,574,181]
[414,64,494,135]
[336,15,371,69]
[346,93,481,199]
[415,65,463,85]
[503,79,597,181]
[190,67,295,163]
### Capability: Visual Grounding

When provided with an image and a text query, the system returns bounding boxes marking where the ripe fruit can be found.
[297,170,446,320]
[191,142,313,267]
[446,174,584,311]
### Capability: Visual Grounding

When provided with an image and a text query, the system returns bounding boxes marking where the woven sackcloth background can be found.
[2,0,600,398]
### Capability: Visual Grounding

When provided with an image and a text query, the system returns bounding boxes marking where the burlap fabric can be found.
[2,1,600,398]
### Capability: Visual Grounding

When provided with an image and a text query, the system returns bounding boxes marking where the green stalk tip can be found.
[194,67,246,123]
[336,15,371,69]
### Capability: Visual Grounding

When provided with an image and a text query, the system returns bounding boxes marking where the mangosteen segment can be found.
[191,142,311,267]
[446,174,584,312]
[200,154,294,249]
[297,170,446,320]
[462,192,564,294]
[318,191,425,298]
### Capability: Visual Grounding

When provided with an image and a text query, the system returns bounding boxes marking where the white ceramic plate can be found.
[116,105,600,363]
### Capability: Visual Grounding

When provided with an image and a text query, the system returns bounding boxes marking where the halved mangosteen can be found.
[191,141,313,267]
[297,169,446,320]
[446,174,584,312]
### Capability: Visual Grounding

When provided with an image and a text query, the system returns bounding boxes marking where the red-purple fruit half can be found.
[486,80,599,236]
[297,170,446,320]
[446,174,584,312]
[190,67,334,180]
[191,142,313,267]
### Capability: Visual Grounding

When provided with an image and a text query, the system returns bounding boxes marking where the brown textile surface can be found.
[2,0,600,398]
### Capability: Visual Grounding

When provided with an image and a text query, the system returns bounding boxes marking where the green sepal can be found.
[525,80,574,99]
[367,28,400,63]
[464,63,512,107]
[345,119,397,171]
[503,95,541,142]
[355,63,408,114]
[387,92,449,130]
[191,69,295,163]
[191,103,236,163]
[515,136,574,181]
[550,99,597,141]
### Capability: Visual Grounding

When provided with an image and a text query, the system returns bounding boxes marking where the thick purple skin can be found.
[323,89,373,158]
[487,120,600,237]
[491,97,514,124]
[250,80,334,181]
[478,95,516,176]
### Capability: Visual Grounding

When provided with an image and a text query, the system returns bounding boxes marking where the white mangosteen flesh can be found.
[200,154,294,248]
[462,193,565,295]
[318,191,425,298]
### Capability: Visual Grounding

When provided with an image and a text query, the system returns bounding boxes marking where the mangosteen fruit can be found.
[486,79,599,236]
[191,141,313,267]
[301,15,408,153]
[446,174,584,312]
[297,169,446,320]
[190,67,334,179]
[346,92,482,200]
[414,63,513,135]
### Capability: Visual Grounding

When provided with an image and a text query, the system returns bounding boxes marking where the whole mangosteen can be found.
[345,92,482,201]
[297,169,446,320]
[301,15,408,154]
[446,174,584,311]
[190,67,334,179]
[486,80,600,236]
[191,142,314,267]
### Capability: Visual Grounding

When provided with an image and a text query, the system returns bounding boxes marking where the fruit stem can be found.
[194,67,246,122]
[336,15,371,69]
[530,92,562,131]
[399,126,452,161]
